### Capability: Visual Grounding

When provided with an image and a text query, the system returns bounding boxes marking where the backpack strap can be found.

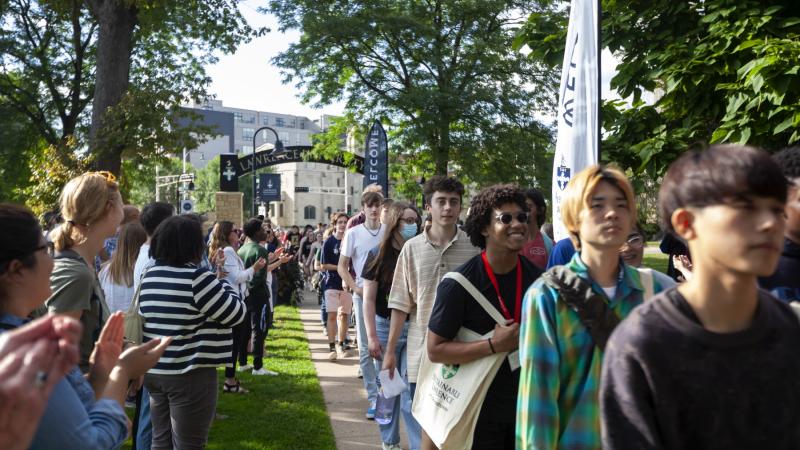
[442,272,508,326]
[637,268,655,301]
[541,265,620,351]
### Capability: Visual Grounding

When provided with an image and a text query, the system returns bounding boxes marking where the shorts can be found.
[325,289,353,315]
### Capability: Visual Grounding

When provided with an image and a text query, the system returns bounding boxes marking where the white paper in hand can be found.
[378,368,407,399]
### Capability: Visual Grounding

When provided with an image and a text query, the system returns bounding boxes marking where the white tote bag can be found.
[412,272,510,449]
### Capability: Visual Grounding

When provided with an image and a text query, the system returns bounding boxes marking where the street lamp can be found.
[252,126,284,217]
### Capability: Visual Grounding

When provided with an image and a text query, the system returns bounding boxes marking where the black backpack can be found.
[541,265,620,351]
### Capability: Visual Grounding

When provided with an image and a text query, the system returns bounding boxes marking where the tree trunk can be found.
[87,0,137,176]
[433,119,450,175]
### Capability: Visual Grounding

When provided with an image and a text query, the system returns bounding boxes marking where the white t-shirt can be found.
[133,243,154,292]
[341,223,386,288]
[98,265,136,313]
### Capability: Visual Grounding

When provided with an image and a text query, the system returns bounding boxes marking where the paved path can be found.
[298,289,409,450]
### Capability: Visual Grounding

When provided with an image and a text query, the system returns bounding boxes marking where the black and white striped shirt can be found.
[139,264,246,375]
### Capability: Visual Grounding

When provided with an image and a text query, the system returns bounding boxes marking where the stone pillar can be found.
[215,192,244,227]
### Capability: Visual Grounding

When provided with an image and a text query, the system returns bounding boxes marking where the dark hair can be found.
[464,185,528,249]
[659,144,788,232]
[243,218,264,239]
[367,201,420,286]
[0,204,43,277]
[149,215,205,266]
[773,146,800,180]
[140,202,175,236]
[423,176,465,206]
[523,188,547,228]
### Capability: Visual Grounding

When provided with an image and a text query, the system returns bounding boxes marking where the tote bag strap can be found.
[442,272,508,326]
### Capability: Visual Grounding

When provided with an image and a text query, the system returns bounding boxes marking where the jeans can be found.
[145,368,217,450]
[352,293,378,405]
[375,316,420,450]
[135,385,152,450]
[225,320,249,378]
[245,290,271,370]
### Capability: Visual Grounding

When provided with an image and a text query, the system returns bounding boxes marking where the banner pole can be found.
[597,0,602,163]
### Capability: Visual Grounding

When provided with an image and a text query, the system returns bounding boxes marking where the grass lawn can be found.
[643,252,669,274]
[123,305,335,450]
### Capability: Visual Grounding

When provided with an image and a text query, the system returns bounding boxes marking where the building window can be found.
[242,145,253,154]
[295,133,302,145]
[287,118,296,128]
[300,120,306,130]
[275,117,285,127]
[279,203,284,218]
[242,127,255,140]
[279,131,289,143]
[325,207,332,221]
[336,178,340,187]
[234,112,243,122]
[263,115,270,125]
[304,205,316,220]
[350,186,354,195]
[243,115,255,124]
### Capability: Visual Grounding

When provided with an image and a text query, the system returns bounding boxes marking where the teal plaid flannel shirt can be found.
[516,253,667,449]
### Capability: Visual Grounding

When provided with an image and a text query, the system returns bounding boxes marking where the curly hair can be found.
[773,146,800,180]
[463,184,528,249]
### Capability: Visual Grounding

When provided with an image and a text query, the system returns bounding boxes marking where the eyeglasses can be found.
[0,244,49,274]
[92,171,117,182]
[494,212,529,225]
[625,235,644,247]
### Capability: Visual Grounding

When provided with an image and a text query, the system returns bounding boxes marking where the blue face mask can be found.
[400,223,417,240]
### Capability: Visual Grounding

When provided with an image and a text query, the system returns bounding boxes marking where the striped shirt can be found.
[516,253,667,449]
[387,226,479,382]
[139,263,246,375]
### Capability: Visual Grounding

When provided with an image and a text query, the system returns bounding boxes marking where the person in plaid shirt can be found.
[516,165,667,449]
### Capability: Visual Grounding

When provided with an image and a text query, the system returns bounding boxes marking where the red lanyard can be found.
[481,251,522,323]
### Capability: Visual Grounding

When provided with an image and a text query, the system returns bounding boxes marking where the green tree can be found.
[193,155,221,213]
[119,155,183,207]
[268,0,557,181]
[0,99,38,203]
[517,0,800,178]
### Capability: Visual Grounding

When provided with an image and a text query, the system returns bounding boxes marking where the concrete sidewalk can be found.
[298,289,409,450]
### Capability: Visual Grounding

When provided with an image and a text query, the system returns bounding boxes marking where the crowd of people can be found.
[0,144,798,450]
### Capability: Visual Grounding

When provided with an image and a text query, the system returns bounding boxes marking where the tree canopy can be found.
[517,0,800,178]
[268,0,557,188]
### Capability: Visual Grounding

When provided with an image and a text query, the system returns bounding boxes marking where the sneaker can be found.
[336,345,347,359]
[382,443,401,450]
[252,368,279,376]
[328,349,338,361]
[237,364,253,372]
[365,402,376,420]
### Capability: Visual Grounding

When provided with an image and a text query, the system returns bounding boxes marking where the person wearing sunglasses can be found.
[517,166,668,449]
[209,221,266,391]
[426,184,543,448]
[620,224,676,290]
[40,172,124,374]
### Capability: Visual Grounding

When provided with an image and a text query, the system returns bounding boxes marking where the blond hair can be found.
[51,173,121,252]
[561,165,636,250]
[208,221,234,266]
[105,222,147,286]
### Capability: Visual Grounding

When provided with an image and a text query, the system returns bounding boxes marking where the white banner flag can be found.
[552,0,600,243]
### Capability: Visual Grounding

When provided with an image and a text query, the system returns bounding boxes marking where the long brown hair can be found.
[105,222,147,287]
[368,201,420,286]
[208,221,234,266]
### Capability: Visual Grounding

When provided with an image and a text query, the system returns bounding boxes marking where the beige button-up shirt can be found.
[387,226,479,382]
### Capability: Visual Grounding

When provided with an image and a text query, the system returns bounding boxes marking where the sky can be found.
[203,2,630,123]
[203,1,346,120]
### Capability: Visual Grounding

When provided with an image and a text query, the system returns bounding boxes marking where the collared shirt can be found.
[516,252,668,449]
[0,314,128,450]
[387,226,479,382]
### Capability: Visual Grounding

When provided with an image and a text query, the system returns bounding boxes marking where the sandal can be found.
[223,380,249,394]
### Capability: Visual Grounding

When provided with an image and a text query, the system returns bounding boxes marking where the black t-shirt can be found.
[300,239,313,258]
[428,254,543,424]
[361,245,399,319]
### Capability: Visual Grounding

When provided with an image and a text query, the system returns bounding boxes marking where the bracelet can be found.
[487,338,496,354]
